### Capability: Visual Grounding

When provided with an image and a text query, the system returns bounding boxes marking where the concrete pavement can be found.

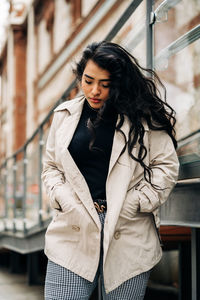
[0,268,44,300]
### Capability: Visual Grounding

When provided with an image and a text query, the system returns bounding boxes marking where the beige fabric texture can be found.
[42,96,179,293]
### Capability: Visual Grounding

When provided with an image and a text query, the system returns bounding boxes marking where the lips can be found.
[90,98,101,103]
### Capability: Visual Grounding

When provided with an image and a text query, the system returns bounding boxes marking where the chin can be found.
[88,100,104,109]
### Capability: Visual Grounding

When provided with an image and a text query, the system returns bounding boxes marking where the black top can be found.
[68,100,117,200]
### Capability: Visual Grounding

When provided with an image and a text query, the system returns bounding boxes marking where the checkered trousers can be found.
[45,210,150,300]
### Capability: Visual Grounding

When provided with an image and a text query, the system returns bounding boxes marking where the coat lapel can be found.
[55,97,85,151]
[61,150,101,228]
[104,116,139,258]
[56,99,101,228]
[107,115,130,176]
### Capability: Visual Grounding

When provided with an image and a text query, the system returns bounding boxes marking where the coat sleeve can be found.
[134,130,179,213]
[41,112,65,209]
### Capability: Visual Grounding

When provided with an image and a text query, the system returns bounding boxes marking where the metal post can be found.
[10,251,22,274]
[13,156,17,233]
[23,148,27,234]
[179,242,191,300]
[27,252,39,285]
[38,126,44,227]
[146,0,154,69]
[191,228,200,300]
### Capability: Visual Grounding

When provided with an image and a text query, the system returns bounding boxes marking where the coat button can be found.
[72,225,80,232]
[114,230,121,240]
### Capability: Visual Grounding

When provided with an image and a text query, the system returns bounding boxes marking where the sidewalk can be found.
[0,268,44,300]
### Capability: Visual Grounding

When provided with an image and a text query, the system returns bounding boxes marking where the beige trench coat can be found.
[42,96,179,293]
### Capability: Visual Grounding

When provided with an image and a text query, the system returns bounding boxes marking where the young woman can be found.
[42,41,179,299]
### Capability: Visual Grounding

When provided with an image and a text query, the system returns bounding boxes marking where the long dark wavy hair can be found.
[74,41,177,187]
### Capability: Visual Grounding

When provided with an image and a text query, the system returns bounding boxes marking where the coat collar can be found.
[54,95,149,132]
[54,95,85,115]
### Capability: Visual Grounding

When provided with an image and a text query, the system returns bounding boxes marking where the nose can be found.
[91,84,100,96]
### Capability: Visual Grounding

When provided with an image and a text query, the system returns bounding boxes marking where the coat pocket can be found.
[119,189,140,220]
[53,182,82,213]
[46,208,82,243]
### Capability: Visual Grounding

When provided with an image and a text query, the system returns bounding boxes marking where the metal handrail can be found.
[154,24,200,70]
[154,0,181,23]
[177,178,200,186]
[178,130,200,147]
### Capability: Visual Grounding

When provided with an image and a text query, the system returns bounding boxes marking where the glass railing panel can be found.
[154,0,200,170]
[176,129,200,166]
[14,157,24,231]
[154,0,200,54]
[41,124,51,220]
[25,137,40,228]
[0,167,6,231]
[154,39,200,142]
[154,0,200,145]
[0,168,5,217]
[5,160,14,230]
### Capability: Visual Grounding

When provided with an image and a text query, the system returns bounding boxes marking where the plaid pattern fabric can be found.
[102,271,150,299]
[45,210,150,299]
[45,259,98,299]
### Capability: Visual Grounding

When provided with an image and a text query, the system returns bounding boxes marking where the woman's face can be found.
[81,60,110,109]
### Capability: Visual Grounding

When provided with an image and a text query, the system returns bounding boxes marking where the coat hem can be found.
[44,249,98,282]
[104,252,162,294]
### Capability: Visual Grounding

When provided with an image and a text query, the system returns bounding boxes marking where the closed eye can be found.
[85,79,92,84]
[102,83,110,88]
[84,79,110,88]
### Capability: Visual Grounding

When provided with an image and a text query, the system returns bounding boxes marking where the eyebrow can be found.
[84,74,110,82]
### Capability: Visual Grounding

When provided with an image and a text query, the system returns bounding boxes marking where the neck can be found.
[85,100,99,112]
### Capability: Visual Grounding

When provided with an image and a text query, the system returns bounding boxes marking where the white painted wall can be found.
[37,62,75,122]
[26,5,36,139]
[54,0,72,54]
[176,0,200,28]
[38,19,51,74]
[6,28,15,157]
[81,0,98,18]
